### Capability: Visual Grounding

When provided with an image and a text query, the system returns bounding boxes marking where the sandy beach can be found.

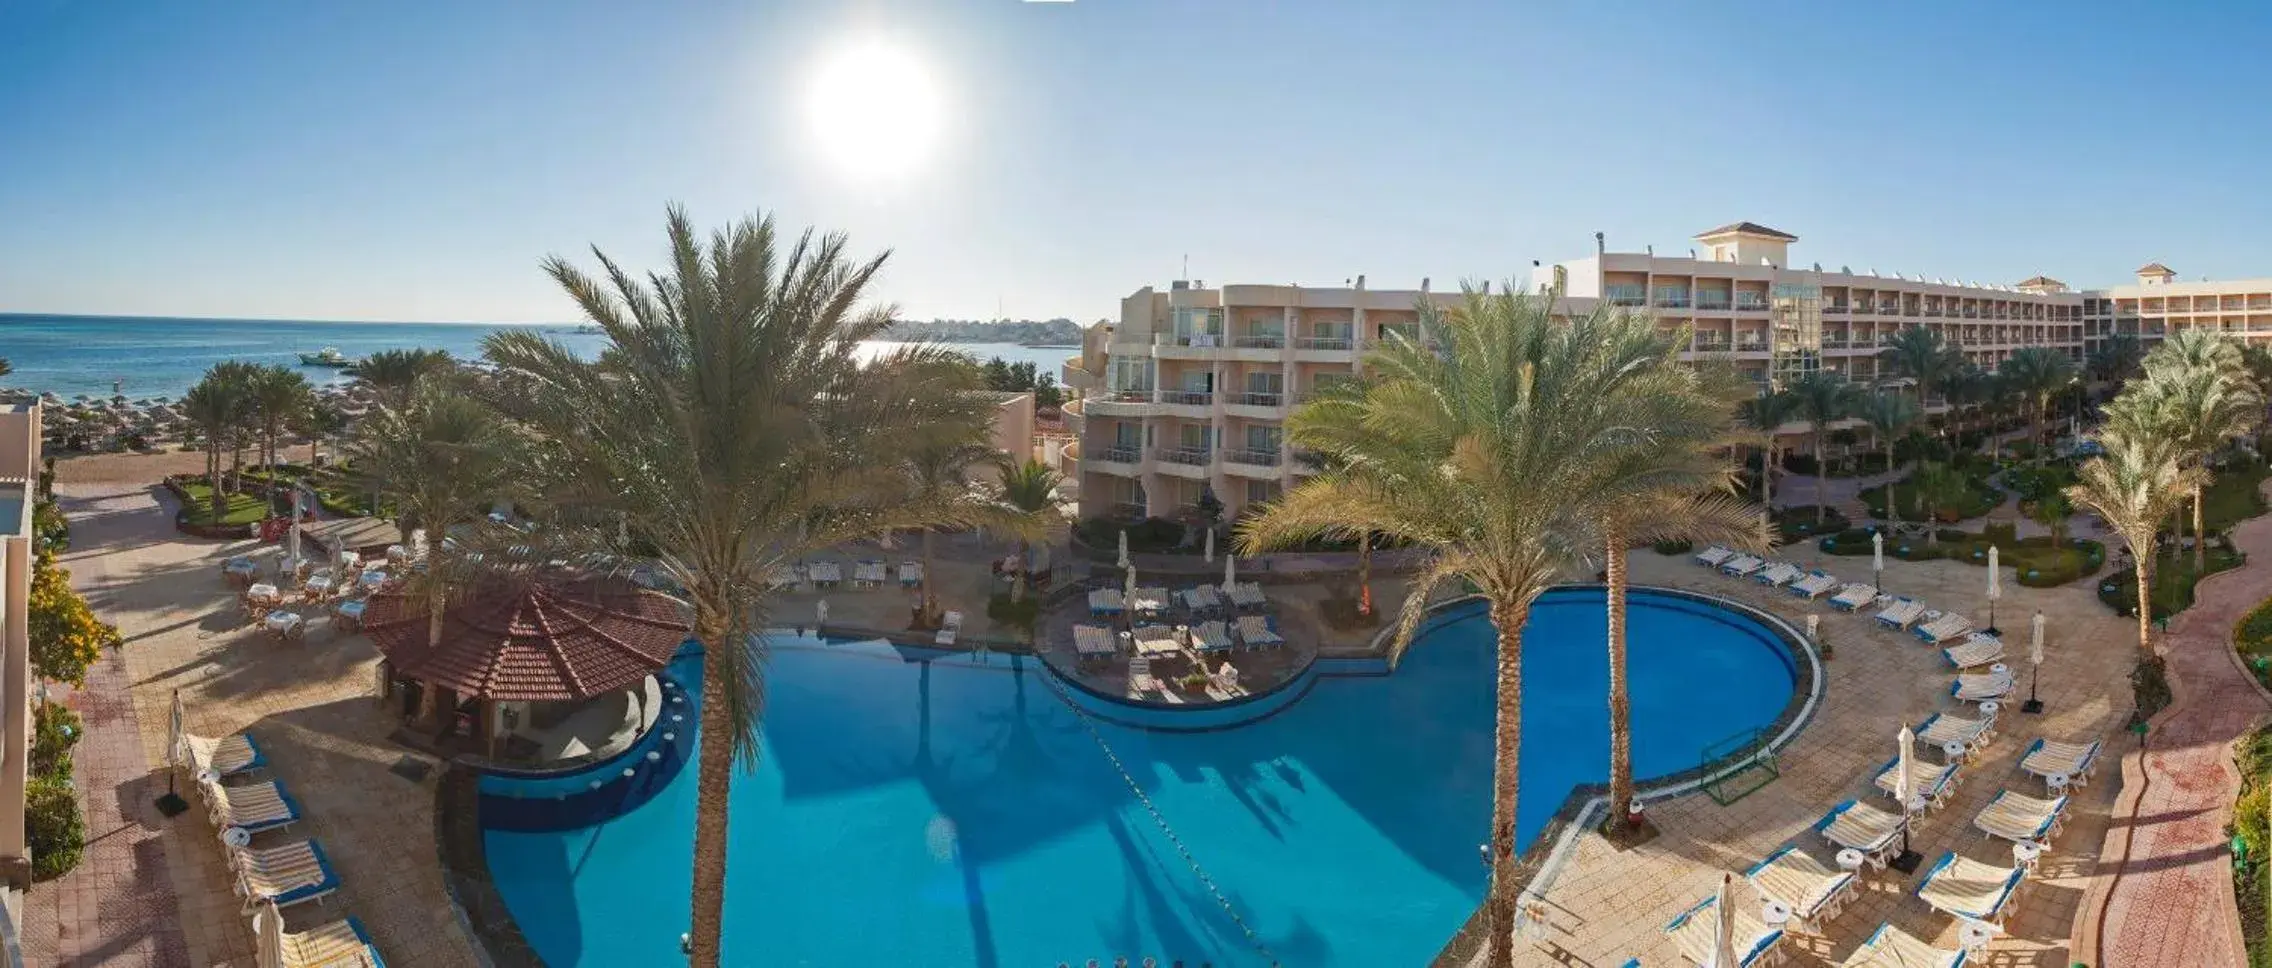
[50,447,253,485]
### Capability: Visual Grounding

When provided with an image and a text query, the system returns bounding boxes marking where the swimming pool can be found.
[477,587,1801,967]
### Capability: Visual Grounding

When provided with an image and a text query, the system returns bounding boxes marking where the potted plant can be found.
[1180,672,1211,694]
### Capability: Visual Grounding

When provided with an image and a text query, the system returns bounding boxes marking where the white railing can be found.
[1157,390,1213,406]
[1157,447,1212,466]
[1231,335,1285,349]
[1230,391,1284,408]
[1224,447,1284,467]
[1296,337,1353,351]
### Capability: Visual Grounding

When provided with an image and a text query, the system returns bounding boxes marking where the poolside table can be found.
[264,611,304,638]
[304,575,333,598]
[359,570,387,591]
[247,583,281,603]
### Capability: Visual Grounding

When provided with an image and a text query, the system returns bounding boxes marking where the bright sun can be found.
[802,36,945,182]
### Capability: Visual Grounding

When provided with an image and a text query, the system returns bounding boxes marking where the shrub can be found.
[2132,654,2172,725]
[1772,506,1849,543]
[31,704,80,778]
[984,593,1040,637]
[30,500,67,552]
[1651,538,1693,556]
[26,774,83,880]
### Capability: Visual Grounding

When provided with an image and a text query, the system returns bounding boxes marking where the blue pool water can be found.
[480,588,1799,967]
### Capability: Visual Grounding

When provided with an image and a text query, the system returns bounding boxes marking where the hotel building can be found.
[0,402,39,952]
[1065,222,2092,521]
[2103,262,2272,348]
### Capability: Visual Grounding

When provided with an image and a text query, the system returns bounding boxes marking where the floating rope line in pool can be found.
[1034,665,1281,967]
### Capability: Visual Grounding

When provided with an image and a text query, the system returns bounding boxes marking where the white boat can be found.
[298,347,355,368]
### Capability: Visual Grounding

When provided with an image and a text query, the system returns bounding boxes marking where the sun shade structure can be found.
[361,575,689,703]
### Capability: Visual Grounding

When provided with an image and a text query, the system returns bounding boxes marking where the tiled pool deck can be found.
[32,475,2241,967]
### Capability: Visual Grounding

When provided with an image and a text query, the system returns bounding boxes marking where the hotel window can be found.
[1246,480,1276,505]
[1654,286,1690,307]
[1244,371,1283,396]
[1245,425,1282,454]
[1172,307,1224,340]
[1109,358,1154,393]
[1606,284,1645,305]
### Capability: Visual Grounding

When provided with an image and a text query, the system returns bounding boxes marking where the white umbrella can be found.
[1804,614,1819,642]
[1203,527,1215,563]
[815,598,829,627]
[1124,565,1139,610]
[166,690,185,774]
[1222,553,1236,594]
[2030,610,2046,667]
[1871,530,1884,574]
[1711,871,1739,968]
[255,897,285,968]
[1987,545,2001,600]
[1117,529,1131,569]
[1895,724,1917,811]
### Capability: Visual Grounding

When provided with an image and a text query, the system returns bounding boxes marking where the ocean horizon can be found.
[0,313,1072,400]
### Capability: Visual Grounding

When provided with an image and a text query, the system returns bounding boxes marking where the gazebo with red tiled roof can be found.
[362,575,689,756]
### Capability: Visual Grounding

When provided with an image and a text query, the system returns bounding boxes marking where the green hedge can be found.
[32,704,79,778]
[26,774,82,880]
[1074,516,1186,554]
[2002,463,2079,503]
[1651,538,1694,556]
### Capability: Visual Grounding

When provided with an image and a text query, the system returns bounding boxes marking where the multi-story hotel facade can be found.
[2102,262,2272,350]
[1066,222,2100,522]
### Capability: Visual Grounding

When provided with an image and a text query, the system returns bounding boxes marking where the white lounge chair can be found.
[1756,562,1803,586]
[934,611,963,646]
[203,779,302,835]
[1720,555,1766,577]
[1227,581,1267,609]
[231,839,340,911]
[1235,614,1283,648]
[1813,799,1904,868]
[1694,546,1735,567]
[1191,620,1233,654]
[1745,845,1857,932]
[270,915,385,968]
[1087,589,1125,616]
[1915,612,1974,644]
[1830,583,1878,611]
[1874,598,1925,630]
[1789,572,1840,599]
[898,561,922,587]
[2019,738,2103,788]
[1874,757,1961,810]
[1942,634,2005,669]
[1072,624,1117,661]
[1836,922,1966,968]
[182,732,266,778]
[805,561,842,585]
[1915,711,1996,756]
[1973,789,2069,844]
[1129,587,1170,616]
[1182,585,1222,611]
[1128,655,1161,694]
[1915,852,2026,927]
[1952,671,2014,704]
[1664,893,1784,968]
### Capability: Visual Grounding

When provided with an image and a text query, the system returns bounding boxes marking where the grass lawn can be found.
[2098,548,2248,620]
[2201,461,2272,535]
[1819,527,2103,586]
[1859,474,2004,522]
[175,482,270,526]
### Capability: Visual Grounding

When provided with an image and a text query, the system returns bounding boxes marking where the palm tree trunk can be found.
[1815,431,1829,524]
[206,437,224,521]
[1484,597,1527,968]
[920,529,938,624]
[1604,536,1633,823]
[2134,552,2155,652]
[1882,440,1899,526]
[686,615,739,968]
[2194,485,2208,572]
[1010,539,1029,603]
[1357,529,1373,615]
[1760,440,1775,510]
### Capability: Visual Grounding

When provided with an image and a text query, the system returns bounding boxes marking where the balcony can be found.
[1692,337,1732,352]
[1696,295,1732,311]
[1296,337,1353,351]
[1085,390,1158,416]
[1230,391,1283,408]
[1155,447,1212,479]
[1223,448,1284,477]
[1922,308,1944,317]
[1086,445,1143,475]
[1734,338,1769,352]
[1608,295,1647,307]
[1654,296,1692,309]
[1231,334,1286,349]
[1851,304,1874,315]
[1734,299,1769,312]
[1881,303,1903,315]
[1824,303,1850,314]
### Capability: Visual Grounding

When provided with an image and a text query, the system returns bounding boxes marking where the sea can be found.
[0,314,1077,400]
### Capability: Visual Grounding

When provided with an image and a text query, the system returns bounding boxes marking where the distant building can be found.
[2100,262,2272,349]
[0,401,39,934]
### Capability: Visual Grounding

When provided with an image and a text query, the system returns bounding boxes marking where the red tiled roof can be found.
[361,576,690,702]
[2016,275,2067,289]
[2136,262,2176,276]
[1694,221,1798,241]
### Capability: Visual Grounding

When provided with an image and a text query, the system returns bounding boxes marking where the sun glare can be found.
[802,35,945,182]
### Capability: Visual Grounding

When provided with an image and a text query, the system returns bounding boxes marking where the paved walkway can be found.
[2075,490,2272,967]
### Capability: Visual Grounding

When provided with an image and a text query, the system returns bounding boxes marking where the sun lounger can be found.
[182,732,265,778]
[852,561,887,586]
[1664,893,1783,968]
[1182,585,1222,611]
[1836,922,1967,968]
[805,561,841,585]
[1072,625,1117,661]
[1915,852,2026,926]
[1720,555,1766,577]
[275,916,385,968]
[1813,799,1905,868]
[1191,620,1233,654]
[1235,614,1284,648]
[232,839,340,911]
[1131,625,1183,659]
[1228,581,1267,609]
[1128,655,1160,695]
[1694,546,1735,567]
[1830,583,1878,611]
[1874,598,1925,630]
[203,779,302,836]
[1789,572,1840,599]
[933,611,963,646]
[1873,756,1960,810]
[1942,634,2004,669]
[1087,589,1125,616]
[1915,712,1996,757]
[1745,845,1857,931]
[2019,738,2103,788]
[1130,587,1170,616]
[1973,789,2069,844]
[1756,562,1803,586]
[1915,612,1974,644]
[898,561,921,587]
[1951,670,2014,704]
[330,599,366,633]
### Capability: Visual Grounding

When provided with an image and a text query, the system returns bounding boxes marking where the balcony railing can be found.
[1157,390,1213,406]
[1882,304,1903,315]
[1230,391,1283,408]
[1231,335,1285,349]
[1734,299,1769,312]
[1697,295,1732,310]
[1096,445,1141,464]
[1922,308,1944,317]
[1153,332,1226,348]
[1851,304,1874,315]
[1654,296,1691,309]
[1692,337,1732,351]
[1296,336,1353,351]
[1104,389,1154,404]
[1735,338,1768,351]
[1608,295,1647,307]
[1823,303,1849,314]
[1157,447,1212,466]
[1224,447,1284,467]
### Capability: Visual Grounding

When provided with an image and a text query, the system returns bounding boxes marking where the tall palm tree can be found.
[250,365,314,473]
[2067,426,2208,651]
[1856,393,1918,523]
[1998,347,2077,463]
[204,360,263,491]
[901,435,1010,624]
[291,398,348,467]
[1786,371,1858,523]
[2088,332,2145,385]
[1238,284,1711,968]
[180,373,244,522]
[993,458,1064,602]
[479,206,996,967]
[1881,326,1958,411]
[1740,388,1802,509]
[2126,356,2262,570]
[350,349,455,408]
[1911,461,1967,539]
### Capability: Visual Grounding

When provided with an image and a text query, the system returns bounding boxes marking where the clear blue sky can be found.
[4,0,2269,324]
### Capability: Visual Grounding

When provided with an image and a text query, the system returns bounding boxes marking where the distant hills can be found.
[884,318,1091,346]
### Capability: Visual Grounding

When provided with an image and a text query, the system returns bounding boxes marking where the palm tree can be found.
[2028,491,2072,549]
[250,365,314,473]
[1238,283,1716,968]
[901,435,1010,625]
[1856,393,1918,521]
[350,349,455,408]
[2067,426,2208,651]
[292,398,348,467]
[1881,326,1958,411]
[204,360,263,491]
[2126,350,2262,570]
[180,373,243,522]
[2088,332,2145,385]
[993,459,1064,603]
[1740,388,1802,509]
[1911,461,1967,539]
[1998,347,2077,463]
[1786,371,1858,523]
[478,206,998,967]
